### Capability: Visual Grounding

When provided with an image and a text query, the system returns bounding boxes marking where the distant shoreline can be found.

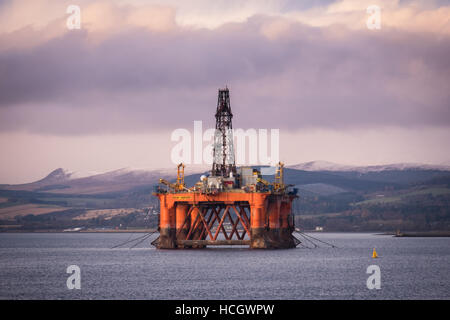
[391,231,450,237]
[0,228,157,233]
[1,229,450,236]
[80,229,157,233]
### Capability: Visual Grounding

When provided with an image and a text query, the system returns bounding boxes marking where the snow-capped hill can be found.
[77,165,208,179]
[35,168,72,183]
[68,170,105,179]
[38,168,109,181]
[288,161,355,172]
[357,163,450,172]
[3,162,448,195]
[0,165,209,194]
[288,161,450,172]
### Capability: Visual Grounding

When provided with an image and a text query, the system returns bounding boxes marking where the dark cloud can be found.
[0,15,449,134]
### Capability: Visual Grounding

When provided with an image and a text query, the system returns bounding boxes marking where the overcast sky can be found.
[0,0,449,183]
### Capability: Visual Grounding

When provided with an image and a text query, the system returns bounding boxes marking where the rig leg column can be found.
[268,198,281,248]
[280,201,296,248]
[250,195,271,249]
[176,203,189,248]
[158,197,176,249]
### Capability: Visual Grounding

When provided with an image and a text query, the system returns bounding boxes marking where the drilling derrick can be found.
[153,87,299,249]
[211,88,236,178]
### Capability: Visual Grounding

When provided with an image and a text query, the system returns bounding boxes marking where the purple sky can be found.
[0,0,449,183]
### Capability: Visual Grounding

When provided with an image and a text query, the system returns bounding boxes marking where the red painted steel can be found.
[156,192,296,249]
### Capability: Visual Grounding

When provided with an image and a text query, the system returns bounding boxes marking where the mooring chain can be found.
[294,230,337,248]
[297,240,314,249]
[129,231,158,249]
[111,230,158,249]
[301,232,337,248]
[296,232,318,248]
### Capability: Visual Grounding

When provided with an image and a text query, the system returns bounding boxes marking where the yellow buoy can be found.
[372,248,378,258]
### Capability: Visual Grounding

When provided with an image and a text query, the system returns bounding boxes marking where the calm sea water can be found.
[0,232,449,299]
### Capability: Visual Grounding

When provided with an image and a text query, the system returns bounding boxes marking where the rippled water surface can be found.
[0,233,449,299]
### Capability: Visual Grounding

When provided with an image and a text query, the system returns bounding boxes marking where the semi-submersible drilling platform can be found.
[153,88,299,249]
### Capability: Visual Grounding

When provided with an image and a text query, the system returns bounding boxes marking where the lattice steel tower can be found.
[211,87,236,177]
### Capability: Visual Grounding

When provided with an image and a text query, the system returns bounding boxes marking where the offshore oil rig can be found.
[152,88,299,249]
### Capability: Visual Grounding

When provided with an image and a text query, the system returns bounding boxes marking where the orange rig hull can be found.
[155,192,298,249]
